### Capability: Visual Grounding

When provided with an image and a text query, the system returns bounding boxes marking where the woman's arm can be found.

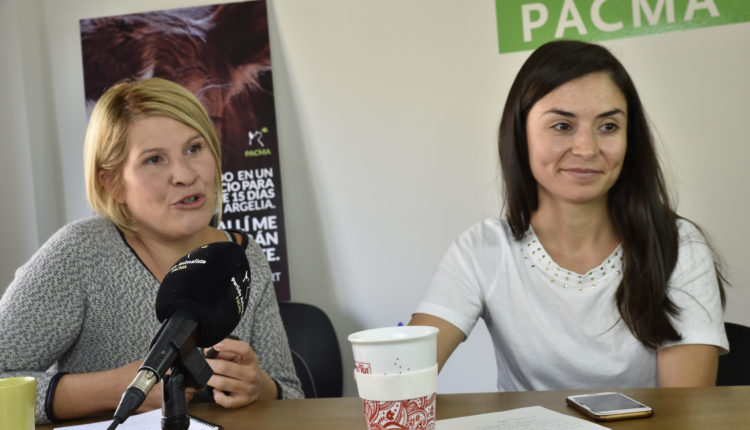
[51,361,166,421]
[657,222,726,387]
[409,313,466,372]
[657,344,719,387]
[231,237,304,400]
[0,230,87,423]
[1,218,174,423]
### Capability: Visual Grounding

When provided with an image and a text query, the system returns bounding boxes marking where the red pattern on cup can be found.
[355,361,372,374]
[361,393,436,430]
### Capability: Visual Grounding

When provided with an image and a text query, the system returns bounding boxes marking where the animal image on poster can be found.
[79,0,290,300]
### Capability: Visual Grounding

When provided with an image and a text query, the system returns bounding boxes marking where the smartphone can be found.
[566,392,653,421]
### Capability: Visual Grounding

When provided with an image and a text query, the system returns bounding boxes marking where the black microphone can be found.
[108,241,251,429]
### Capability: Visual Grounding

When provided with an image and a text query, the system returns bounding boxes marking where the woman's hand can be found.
[204,337,278,408]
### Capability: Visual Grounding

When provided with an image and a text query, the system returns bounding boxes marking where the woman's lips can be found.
[562,168,601,179]
[173,193,206,208]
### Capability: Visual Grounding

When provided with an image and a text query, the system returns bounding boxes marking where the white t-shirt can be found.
[415,218,728,391]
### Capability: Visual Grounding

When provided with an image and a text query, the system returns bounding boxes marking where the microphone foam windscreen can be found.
[155,241,251,346]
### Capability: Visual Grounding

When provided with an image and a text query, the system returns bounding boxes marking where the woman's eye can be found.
[145,155,162,165]
[601,123,619,132]
[552,122,572,132]
[186,143,203,155]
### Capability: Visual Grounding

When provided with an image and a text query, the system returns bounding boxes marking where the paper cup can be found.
[0,377,36,430]
[348,326,438,430]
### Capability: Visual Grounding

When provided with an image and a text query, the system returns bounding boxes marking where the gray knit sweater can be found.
[0,216,303,423]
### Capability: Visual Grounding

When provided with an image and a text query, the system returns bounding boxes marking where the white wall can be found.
[1,0,748,397]
[0,0,40,290]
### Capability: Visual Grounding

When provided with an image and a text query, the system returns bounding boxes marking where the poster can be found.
[79,0,291,300]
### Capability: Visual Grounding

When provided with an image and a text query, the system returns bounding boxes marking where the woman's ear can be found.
[98,170,125,204]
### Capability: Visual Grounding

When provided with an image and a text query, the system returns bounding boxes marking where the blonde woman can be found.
[0,78,302,424]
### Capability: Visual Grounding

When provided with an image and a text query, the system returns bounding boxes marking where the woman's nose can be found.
[170,158,198,185]
[571,129,598,159]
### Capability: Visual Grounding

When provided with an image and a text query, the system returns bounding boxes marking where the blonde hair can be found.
[84,77,223,231]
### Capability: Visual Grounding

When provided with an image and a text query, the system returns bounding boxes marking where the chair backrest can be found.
[717,322,750,386]
[278,301,343,398]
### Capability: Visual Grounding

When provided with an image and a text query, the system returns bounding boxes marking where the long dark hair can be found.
[498,40,725,349]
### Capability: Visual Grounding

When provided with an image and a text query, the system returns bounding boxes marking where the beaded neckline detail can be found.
[520,227,623,292]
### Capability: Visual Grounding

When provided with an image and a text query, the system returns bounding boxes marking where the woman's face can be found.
[526,72,627,208]
[113,115,217,240]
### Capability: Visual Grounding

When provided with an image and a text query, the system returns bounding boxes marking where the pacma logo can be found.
[246,127,272,157]
[248,127,269,147]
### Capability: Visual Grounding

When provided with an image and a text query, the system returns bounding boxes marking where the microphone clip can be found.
[143,309,213,389]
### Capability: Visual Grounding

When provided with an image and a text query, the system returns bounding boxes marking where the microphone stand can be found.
[162,366,190,430]
[155,312,214,430]
[108,314,217,430]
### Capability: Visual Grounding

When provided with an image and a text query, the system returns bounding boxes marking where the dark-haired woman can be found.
[410,40,727,390]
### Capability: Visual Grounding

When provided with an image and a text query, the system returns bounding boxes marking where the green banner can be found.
[496,0,750,53]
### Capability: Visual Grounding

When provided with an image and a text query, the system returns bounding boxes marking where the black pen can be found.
[205,334,240,358]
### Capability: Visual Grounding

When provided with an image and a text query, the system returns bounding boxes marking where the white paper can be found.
[54,409,217,430]
[436,406,610,430]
